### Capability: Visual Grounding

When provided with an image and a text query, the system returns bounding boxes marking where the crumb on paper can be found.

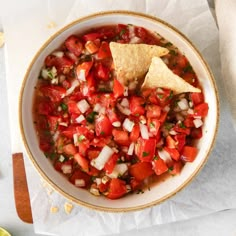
[47,21,57,29]
[0,32,4,48]
[42,180,54,195]
[50,206,59,213]
[64,202,73,214]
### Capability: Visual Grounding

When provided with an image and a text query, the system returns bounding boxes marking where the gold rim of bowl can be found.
[19,10,220,212]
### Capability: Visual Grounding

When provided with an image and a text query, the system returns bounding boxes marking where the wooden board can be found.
[12,153,33,224]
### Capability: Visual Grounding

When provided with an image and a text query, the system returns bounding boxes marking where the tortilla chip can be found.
[110,42,169,85]
[142,57,201,94]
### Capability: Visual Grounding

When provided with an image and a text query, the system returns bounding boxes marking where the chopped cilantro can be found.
[136,189,144,194]
[179,122,186,128]
[150,122,155,128]
[78,135,86,142]
[86,111,98,123]
[184,64,193,73]
[44,152,56,160]
[153,156,159,160]
[169,50,177,56]
[119,29,127,36]
[47,71,54,79]
[157,93,164,99]
[168,166,174,172]
[167,91,174,100]
[164,122,173,131]
[164,42,173,47]
[60,103,68,111]
[142,151,149,157]
[100,131,105,136]
[91,176,96,181]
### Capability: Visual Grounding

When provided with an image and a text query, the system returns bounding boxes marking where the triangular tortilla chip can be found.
[110,42,169,85]
[142,57,201,94]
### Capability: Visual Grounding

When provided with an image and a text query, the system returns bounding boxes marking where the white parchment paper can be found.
[2,0,236,235]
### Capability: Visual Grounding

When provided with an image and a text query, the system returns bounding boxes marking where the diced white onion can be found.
[193,118,203,128]
[169,130,178,135]
[94,178,102,185]
[139,123,149,140]
[120,98,129,107]
[61,164,72,174]
[93,103,102,112]
[90,187,100,196]
[178,98,189,110]
[41,69,49,79]
[176,113,184,121]
[51,78,58,84]
[163,105,170,113]
[162,57,169,65]
[91,145,114,170]
[189,101,193,108]
[82,85,89,96]
[128,25,135,38]
[53,131,60,142]
[101,176,110,184]
[66,80,79,95]
[126,184,132,192]
[77,69,86,81]
[75,114,85,123]
[112,121,121,127]
[59,122,68,127]
[77,99,90,113]
[123,118,134,132]
[117,103,131,115]
[112,147,119,153]
[52,51,64,58]
[127,142,135,156]
[73,133,79,146]
[157,88,164,93]
[158,149,172,163]
[106,163,128,178]
[124,86,129,96]
[59,155,65,162]
[75,179,85,187]
[130,36,141,44]
[187,108,194,115]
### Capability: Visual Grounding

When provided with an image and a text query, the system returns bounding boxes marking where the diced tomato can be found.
[107,178,127,200]
[136,138,157,162]
[173,123,191,135]
[181,146,198,162]
[190,92,204,106]
[87,165,100,176]
[116,24,130,42]
[112,129,130,146]
[191,127,203,139]
[77,139,90,156]
[176,55,188,68]
[69,169,91,187]
[182,72,197,86]
[74,153,89,172]
[86,72,96,93]
[37,101,53,115]
[76,61,93,81]
[90,137,111,148]
[83,33,102,42]
[130,96,145,116]
[184,116,195,128]
[193,103,209,118]
[168,161,183,175]
[113,79,124,98]
[67,101,81,114]
[130,124,140,142]
[148,118,161,136]
[106,108,120,124]
[130,178,142,191]
[40,85,66,102]
[104,153,119,174]
[45,55,74,74]
[158,111,168,124]
[164,147,180,161]
[87,149,100,160]
[172,68,182,76]
[156,88,173,106]
[165,135,176,148]
[65,35,83,56]
[95,62,110,81]
[61,79,71,89]
[146,105,161,118]
[95,115,112,137]
[152,158,168,175]
[129,162,154,181]
[174,134,186,152]
[47,116,60,132]
[63,143,77,155]
[135,26,148,40]
[61,125,77,139]
[98,182,110,193]
[97,41,111,59]
[39,138,51,152]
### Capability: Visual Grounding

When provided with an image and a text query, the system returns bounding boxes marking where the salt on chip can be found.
[110,42,169,85]
[142,57,201,94]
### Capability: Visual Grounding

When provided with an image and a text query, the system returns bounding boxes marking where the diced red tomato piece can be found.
[98,182,110,193]
[135,26,148,40]
[172,68,182,76]
[146,105,161,118]
[164,147,180,161]
[47,116,60,132]
[77,139,90,156]
[74,153,89,172]
[45,55,74,74]
[184,116,195,128]
[182,72,197,86]
[174,134,186,152]
[63,144,77,155]
[95,62,110,81]
[176,55,188,68]
[191,127,203,139]
[76,61,93,81]
[61,125,77,139]
[39,138,51,152]
[173,123,191,135]
[107,178,127,199]
[190,92,204,106]
[104,153,119,174]
[97,41,111,59]
[156,88,173,106]
[129,162,154,181]
[193,103,209,118]
[61,79,71,89]
[112,129,130,146]
[87,149,100,160]
[65,35,83,56]
[130,124,140,142]
[86,72,96,93]
[152,158,168,175]
[181,146,198,162]
[67,101,81,114]
[148,118,161,136]
[69,169,91,187]
[130,96,145,116]
[165,135,176,148]
[106,108,120,124]
[95,115,112,137]
[83,32,102,42]
[37,101,53,115]
[113,79,124,98]
[168,161,183,175]
[130,178,142,191]
[40,85,66,102]
[136,138,157,162]
[158,111,168,124]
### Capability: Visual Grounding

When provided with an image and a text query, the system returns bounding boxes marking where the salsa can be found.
[33,24,208,199]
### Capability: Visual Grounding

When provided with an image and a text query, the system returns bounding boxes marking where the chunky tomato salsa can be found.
[33,24,208,199]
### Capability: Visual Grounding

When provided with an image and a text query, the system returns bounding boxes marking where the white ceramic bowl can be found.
[19,11,219,212]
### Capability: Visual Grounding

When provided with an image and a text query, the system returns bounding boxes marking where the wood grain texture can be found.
[12,153,33,224]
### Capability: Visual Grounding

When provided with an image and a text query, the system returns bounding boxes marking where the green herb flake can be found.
[60,103,68,111]
[169,50,177,56]
[86,111,98,123]
[119,29,127,36]
[184,64,193,73]
[153,156,159,160]
[167,91,174,100]
[157,93,164,99]
[142,151,150,157]
[150,122,155,128]
[44,152,56,160]
[100,131,105,136]
[164,122,173,131]
[168,166,174,172]
[136,189,144,194]
[179,122,186,129]
[78,135,86,142]
[47,71,54,79]
[164,42,173,47]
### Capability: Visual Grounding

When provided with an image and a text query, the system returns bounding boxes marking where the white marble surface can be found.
[1,1,236,235]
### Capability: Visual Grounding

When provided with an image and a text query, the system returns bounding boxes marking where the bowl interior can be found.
[20,11,219,212]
